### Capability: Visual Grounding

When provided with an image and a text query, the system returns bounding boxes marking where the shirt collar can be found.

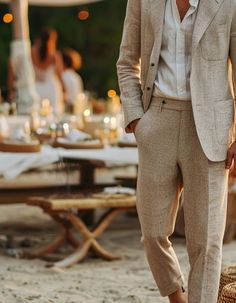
[189,0,199,9]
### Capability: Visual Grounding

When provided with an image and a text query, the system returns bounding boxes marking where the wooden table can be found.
[24,194,136,268]
[0,147,138,204]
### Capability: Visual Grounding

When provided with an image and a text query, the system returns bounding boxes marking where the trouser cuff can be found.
[159,276,186,297]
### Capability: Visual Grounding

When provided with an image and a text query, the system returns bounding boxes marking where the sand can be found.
[0,204,235,303]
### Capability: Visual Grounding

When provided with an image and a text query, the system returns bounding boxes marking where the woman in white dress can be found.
[31,28,64,115]
[62,48,84,114]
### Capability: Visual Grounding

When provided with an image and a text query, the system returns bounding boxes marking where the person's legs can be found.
[135,99,186,298]
[179,109,228,303]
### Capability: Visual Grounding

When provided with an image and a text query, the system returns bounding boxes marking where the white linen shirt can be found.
[154,0,199,100]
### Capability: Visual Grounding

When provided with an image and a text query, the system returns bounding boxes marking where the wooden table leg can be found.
[48,240,92,268]
[51,208,135,268]
[23,223,67,258]
[23,212,80,258]
[67,231,80,248]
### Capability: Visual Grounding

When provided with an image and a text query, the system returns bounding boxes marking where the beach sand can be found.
[0,204,235,303]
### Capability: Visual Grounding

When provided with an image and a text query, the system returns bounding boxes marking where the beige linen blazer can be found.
[117,0,236,161]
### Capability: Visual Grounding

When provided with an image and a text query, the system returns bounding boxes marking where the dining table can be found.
[0,144,139,207]
[0,145,138,181]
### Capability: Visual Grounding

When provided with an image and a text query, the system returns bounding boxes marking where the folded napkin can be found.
[104,186,136,195]
[57,137,101,145]
[66,129,91,142]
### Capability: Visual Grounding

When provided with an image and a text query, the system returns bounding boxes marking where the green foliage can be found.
[0,0,127,98]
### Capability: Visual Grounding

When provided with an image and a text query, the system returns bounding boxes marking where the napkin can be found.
[104,186,136,195]
[66,129,91,142]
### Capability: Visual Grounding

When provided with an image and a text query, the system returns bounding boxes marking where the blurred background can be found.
[0,0,126,99]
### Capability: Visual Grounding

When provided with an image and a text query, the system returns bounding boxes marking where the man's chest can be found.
[140,0,232,56]
[176,0,190,21]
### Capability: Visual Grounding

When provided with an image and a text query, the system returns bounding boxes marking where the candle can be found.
[83,109,91,117]
[110,116,117,130]
[40,98,52,116]
[103,116,110,126]
[83,109,92,123]
[63,123,70,136]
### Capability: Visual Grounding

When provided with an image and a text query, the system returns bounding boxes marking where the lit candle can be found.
[40,98,52,116]
[103,116,110,126]
[110,116,117,130]
[103,116,110,146]
[83,109,91,117]
[63,123,70,136]
[83,109,92,122]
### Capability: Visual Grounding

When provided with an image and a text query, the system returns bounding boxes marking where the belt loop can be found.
[159,100,166,112]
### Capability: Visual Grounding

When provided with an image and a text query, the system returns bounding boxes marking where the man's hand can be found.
[226,141,236,176]
[129,118,141,133]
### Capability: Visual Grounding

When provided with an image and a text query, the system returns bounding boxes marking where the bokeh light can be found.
[83,109,91,117]
[107,90,117,98]
[78,10,89,21]
[3,13,13,24]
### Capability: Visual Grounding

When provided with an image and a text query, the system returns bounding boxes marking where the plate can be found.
[53,138,104,149]
[117,141,137,148]
[92,193,134,199]
[0,140,41,153]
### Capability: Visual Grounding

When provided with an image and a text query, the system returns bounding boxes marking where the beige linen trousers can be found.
[135,97,228,303]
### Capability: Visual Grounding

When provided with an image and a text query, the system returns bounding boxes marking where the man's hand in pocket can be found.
[129,119,141,133]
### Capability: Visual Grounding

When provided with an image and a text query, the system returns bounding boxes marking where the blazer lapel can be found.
[150,0,166,34]
[192,0,224,50]
[148,0,166,67]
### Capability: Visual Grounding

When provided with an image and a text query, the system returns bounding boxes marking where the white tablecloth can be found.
[0,146,59,180]
[0,146,138,180]
[59,147,138,166]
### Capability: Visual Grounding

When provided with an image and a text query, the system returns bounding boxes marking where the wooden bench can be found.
[26,194,136,268]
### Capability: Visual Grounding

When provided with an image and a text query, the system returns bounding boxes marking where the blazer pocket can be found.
[200,24,228,61]
[214,99,234,145]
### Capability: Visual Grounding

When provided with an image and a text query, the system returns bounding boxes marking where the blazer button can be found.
[147,87,151,90]
[151,63,155,66]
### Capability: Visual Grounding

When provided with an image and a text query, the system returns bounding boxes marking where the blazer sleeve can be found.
[230,4,236,96]
[117,0,144,133]
[230,4,236,139]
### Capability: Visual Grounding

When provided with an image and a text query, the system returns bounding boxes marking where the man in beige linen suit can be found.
[117,0,236,303]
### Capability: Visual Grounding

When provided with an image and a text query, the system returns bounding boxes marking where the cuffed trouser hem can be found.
[160,276,185,297]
